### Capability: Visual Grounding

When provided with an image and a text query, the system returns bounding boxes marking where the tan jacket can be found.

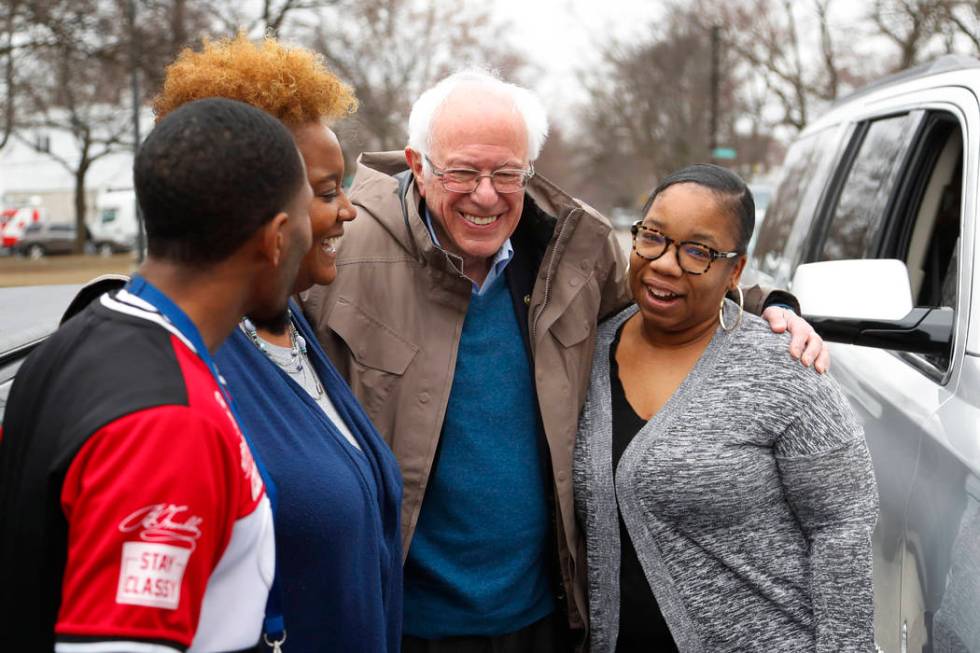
[302,151,784,633]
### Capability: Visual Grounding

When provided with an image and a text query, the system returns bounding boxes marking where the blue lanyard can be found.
[124,275,287,645]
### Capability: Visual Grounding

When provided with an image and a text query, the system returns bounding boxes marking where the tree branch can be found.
[815,0,840,99]
[944,1,980,51]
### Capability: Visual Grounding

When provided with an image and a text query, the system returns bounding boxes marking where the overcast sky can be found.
[482,1,891,129]
[486,0,665,121]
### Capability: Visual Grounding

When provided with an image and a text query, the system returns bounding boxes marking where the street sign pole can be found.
[128,0,145,263]
[710,25,720,159]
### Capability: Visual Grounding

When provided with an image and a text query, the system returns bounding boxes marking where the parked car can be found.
[0,284,84,422]
[14,222,76,259]
[746,55,980,652]
[0,277,127,424]
[609,206,636,230]
[747,182,774,257]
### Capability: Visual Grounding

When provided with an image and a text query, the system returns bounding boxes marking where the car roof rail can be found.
[831,55,980,108]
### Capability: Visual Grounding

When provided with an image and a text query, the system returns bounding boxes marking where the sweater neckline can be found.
[612,303,733,474]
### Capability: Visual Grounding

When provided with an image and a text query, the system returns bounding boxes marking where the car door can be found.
[800,88,980,652]
[800,107,930,653]
[881,94,980,653]
[49,224,75,253]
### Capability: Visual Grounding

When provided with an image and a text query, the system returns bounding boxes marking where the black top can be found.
[610,323,679,652]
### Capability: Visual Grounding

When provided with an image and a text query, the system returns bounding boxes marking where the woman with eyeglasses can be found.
[572,164,879,652]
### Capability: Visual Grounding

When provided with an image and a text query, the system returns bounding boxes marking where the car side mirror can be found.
[792,259,954,355]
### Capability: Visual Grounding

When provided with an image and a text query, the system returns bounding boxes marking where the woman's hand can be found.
[762,306,830,374]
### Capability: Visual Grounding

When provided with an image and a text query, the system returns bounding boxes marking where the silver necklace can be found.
[240,312,324,400]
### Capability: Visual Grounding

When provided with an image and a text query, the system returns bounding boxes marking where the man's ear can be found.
[256,212,290,267]
[404,147,426,198]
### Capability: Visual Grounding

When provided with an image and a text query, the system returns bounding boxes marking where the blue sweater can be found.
[403,278,555,637]
[215,300,403,652]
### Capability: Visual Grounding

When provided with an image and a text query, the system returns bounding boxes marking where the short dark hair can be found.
[135,97,305,265]
[640,164,755,253]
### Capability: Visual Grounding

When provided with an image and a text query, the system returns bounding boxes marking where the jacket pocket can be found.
[551,310,591,348]
[549,275,596,349]
[327,295,418,422]
[545,278,599,413]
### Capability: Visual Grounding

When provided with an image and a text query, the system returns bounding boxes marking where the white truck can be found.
[91,189,139,256]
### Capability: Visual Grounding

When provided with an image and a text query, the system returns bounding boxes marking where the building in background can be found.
[0,111,148,253]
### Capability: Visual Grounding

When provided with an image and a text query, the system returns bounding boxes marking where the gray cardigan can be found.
[573,303,879,652]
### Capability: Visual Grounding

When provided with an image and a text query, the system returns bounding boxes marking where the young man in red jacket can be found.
[0,97,312,652]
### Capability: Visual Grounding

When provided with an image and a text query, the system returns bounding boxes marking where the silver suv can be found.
[747,55,980,652]
[15,223,76,259]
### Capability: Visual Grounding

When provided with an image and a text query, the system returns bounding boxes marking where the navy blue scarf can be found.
[215,299,402,652]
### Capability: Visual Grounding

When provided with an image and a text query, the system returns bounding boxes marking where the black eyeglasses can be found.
[423,154,534,194]
[630,221,740,275]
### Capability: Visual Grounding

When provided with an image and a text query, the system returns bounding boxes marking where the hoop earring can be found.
[719,285,744,332]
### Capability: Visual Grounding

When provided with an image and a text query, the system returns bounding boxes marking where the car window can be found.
[751,126,840,283]
[49,225,73,233]
[24,224,41,234]
[884,113,962,373]
[818,114,920,261]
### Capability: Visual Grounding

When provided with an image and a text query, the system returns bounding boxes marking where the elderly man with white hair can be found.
[302,69,826,651]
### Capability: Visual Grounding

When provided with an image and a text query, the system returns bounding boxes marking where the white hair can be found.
[407,69,550,162]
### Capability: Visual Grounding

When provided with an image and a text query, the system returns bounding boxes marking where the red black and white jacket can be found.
[0,289,274,652]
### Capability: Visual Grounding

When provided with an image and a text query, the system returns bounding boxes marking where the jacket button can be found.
[569,278,579,287]
[523,294,531,305]
[557,471,567,483]
[419,392,430,404]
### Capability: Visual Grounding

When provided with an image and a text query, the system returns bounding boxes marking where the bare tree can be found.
[1,0,60,150]
[127,0,216,95]
[717,0,852,130]
[532,125,581,200]
[14,0,134,252]
[201,0,339,39]
[5,0,230,252]
[870,0,948,70]
[939,0,980,53]
[574,5,745,212]
[0,0,18,150]
[306,0,525,155]
[815,0,841,99]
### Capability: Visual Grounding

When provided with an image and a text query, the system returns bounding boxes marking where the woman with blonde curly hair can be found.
[154,35,402,653]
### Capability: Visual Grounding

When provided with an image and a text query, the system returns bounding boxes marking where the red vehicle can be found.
[0,207,43,250]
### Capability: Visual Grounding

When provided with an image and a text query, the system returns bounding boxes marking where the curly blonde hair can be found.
[153,34,356,128]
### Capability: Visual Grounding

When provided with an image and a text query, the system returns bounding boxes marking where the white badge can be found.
[116,541,192,610]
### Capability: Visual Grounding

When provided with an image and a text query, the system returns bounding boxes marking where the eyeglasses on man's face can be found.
[630,221,740,275]
[423,154,534,194]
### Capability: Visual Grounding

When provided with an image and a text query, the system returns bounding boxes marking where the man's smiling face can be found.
[408,87,529,281]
